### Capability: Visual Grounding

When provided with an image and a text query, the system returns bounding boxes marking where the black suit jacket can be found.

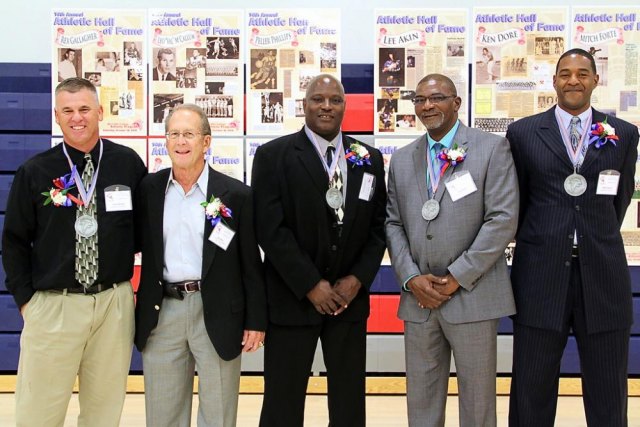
[251,129,387,325]
[152,68,176,81]
[508,107,638,333]
[134,166,267,360]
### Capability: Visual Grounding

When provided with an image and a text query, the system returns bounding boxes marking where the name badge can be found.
[445,171,477,202]
[104,185,132,212]
[596,170,620,195]
[359,172,376,201]
[208,223,235,250]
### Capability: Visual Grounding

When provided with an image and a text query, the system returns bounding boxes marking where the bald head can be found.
[305,74,345,101]
[416,74,457,96]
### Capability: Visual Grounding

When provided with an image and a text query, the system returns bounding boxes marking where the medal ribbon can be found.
[62,139,104,207]
[425,143,445,198]
[308,130,344,183]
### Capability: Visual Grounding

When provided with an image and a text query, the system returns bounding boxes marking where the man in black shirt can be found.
[2,77,146,426]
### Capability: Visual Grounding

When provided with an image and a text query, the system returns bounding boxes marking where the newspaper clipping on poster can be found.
[52,9,147,137]
[147,138,244,182]
[472,7,569,134]
[374,9,469,135]
[245,9,340,135]
[148,9,244,136]
[572,7,640,264]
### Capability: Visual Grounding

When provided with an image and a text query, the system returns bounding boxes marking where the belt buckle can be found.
[183,281,199,294]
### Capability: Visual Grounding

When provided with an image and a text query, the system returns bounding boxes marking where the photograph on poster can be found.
[178,66,197,89]
[118,91,135,117]
[476,47,500,83]
[379,48,405,87]
[534,37,565,56]
[205,82,225,95]
[152,48,176,81]
[503,57,528,77]
[261,92,284,124]
[299,70,315,91]
[153,93,184,124]
[400,90,416,100]
[295,99,304,117]
[123,41,142,66]
[58,48,81,81]
[320,42,337,70]
[537,93,557,110]
[84,72,101,87]
[380,87,400,100]
[196,95,234,118]
[205,62,238,77]
[206,37,240,60]
[299,50,314,65]
[250,49,277,89]
[187,49,206,69]
[110,100,119,116]
[396,114,416,129]
[128,68,142,81]
[473,117,514,133]
[95,51,121,72]
[378,112,395,132]
[447,41,465,57]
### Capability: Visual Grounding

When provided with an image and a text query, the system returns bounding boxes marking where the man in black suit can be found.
[508,48,638,426]
[152,48,176,81]
[135,104,266,427]
[252,74,387,427]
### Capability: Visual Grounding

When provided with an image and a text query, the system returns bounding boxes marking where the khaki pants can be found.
[15,282,134,427]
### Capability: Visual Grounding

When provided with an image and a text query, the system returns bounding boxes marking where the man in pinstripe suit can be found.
[508,48,638,426]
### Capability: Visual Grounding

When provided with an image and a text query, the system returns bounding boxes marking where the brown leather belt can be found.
[163,280,201,300]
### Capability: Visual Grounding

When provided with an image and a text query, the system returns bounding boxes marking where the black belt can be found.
[163,280,201,300]
[571,246,579,258]
[55,283,118,295]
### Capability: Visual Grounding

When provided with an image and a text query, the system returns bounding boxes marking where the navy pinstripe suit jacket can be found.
[508,106,638,334]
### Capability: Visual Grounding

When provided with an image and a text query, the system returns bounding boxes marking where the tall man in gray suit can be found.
[508,49,638,426]
[385,74,519,426]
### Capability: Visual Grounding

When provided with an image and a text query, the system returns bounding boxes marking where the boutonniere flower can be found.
[590,118,619,149]
[41,166,82,207]
[437,144,467,175]
[345,142,371,167]
[200,195,232,227]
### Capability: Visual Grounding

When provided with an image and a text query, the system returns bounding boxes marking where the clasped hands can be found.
[306,275,361,316]
[407,273,460,310]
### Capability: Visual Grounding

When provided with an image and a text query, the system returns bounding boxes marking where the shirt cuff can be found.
[402,274,419,292]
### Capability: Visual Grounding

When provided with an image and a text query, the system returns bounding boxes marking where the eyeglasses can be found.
[165,131,202,140]
[411,95,456,106]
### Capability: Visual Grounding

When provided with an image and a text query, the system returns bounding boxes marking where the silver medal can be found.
[326,187,343,210]
[421,199,440,221]
[564,173,587,196]
[75,215,98,238]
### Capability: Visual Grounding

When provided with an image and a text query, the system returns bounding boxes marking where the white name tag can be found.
[208,223,235,250]
[445,171,477,202]
[596,170,620,195]
[359,172,376,201]
[104,185,132,212]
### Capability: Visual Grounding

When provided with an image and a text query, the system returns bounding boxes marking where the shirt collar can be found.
[555,105,591,130]
[165,162,209,195]
[426,120,460,151]
[304,125,342,154]
[63,139,101,165]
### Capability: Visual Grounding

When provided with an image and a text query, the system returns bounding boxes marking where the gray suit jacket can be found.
[385,122,518,324]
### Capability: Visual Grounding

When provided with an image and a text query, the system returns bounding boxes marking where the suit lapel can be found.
[201,167,226,280]
[295,128,331,198]
[411,135,430,207]
[537,107,573,169]
[580,108,607,172]
[149,170,170,278]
